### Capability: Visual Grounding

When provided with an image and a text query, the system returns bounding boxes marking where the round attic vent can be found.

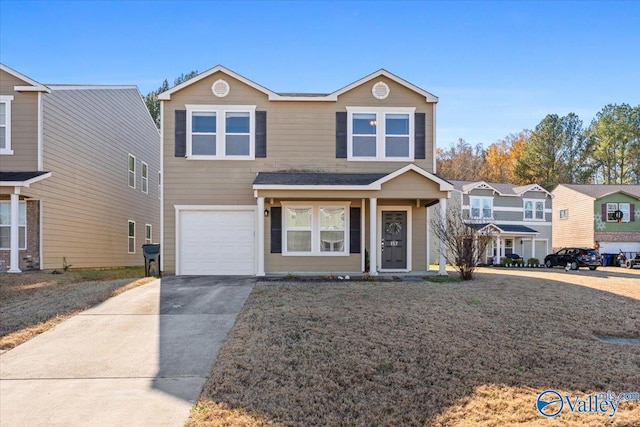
[211,79,230,97]
[372,81,390,100]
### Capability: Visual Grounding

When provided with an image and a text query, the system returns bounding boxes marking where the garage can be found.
[177,207,256,275]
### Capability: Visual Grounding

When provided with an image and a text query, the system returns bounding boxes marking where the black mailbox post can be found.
[142,244,161,277]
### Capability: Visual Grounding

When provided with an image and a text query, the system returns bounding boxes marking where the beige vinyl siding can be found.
[551,185,595,250]
[22,87,160,269]
[162,71,437,272]
[0,69,39,171]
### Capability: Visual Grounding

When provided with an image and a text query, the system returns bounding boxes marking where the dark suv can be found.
[544,248,602,271]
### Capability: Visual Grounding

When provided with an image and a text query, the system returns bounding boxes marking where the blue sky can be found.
[2,1,639,147]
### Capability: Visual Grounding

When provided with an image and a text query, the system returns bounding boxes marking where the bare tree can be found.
[430,206,493,280]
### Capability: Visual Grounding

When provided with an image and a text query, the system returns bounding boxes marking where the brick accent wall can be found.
[595,231,640,243]
[0,199,40,271]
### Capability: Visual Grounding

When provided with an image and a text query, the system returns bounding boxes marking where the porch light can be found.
[264,209,269,217]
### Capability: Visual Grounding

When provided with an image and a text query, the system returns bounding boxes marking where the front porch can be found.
[478,224,548,264]
[253,164,453,276]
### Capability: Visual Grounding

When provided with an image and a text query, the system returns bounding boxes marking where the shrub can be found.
[503,257,512,267]
[528,258,540,267]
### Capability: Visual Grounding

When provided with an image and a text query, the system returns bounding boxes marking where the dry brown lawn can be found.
[187,268,640,427]
[0,267,155,351]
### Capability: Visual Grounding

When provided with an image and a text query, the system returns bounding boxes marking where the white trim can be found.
[432,103,437,173]
[523,198,545,221]
[145,223,152,245]
[469,196,493,220]
[0,96,14,155]
[174,205,258,276]
[185,105,256,160]
[128,220,136,254]
[361,199,366,273]
[369,198,378,275]
[37,92,43,170]
[128,154,136,189]
[281,202,350,256]
[377,206,412,273]
[0,200,27,251]
[39,200,44,270]
[0,172,52,187]
[0,64,50,93]
[158,65,438,103]
[160,101,164,272]
[141,161,149,194]
[513,184,553,198]
[257,197,265,276]
[346,107,415,162]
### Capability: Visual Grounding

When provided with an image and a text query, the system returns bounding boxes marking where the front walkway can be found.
[0,276,255,427]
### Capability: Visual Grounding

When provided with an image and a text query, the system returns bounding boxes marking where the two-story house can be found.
[159,65,454,276]
[428,180,553,265]
[552,184,639,256]
[0,64,160,272]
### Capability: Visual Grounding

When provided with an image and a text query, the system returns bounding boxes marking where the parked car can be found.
[544,248,602,271]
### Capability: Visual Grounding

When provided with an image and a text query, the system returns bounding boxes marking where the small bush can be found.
[503,257,512,267]
[528,258,540,267]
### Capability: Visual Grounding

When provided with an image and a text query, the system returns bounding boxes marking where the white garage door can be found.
[178,208,255,275]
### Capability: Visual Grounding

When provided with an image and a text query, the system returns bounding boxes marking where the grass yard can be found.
[187,268,640,427]
[0,267,155,351]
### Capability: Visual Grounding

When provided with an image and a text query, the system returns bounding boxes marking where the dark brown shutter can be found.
[414,112,426,159]
[601,203,607,221]
[175,110,186,157]
[631,204,636,222]
[336,112,347,158]
[270,207,282,253]
[350,207,361,253]
[255,111,267,158]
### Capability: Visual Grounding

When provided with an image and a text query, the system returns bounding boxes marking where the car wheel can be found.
[571,261,579,270]
[627,261,633,269]
[545,259,553,268]
[589,266,597,271]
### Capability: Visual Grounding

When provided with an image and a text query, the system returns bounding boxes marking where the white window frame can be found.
[141,162,148,194]
[469,196,493,219]
[0,201,26,250]
[186,104,256,160]
[281,202,350,256]
[128,154,136,189]
[559,209,568,220]
[158,171,162,200]
[346,106,415,161]
[524,199,545,221]
[128,220,136,254]
[606,202,630,222]
[0,95,14,155]
[145,224,152,245]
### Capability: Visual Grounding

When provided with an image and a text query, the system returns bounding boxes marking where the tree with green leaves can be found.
[144,71,198,128]
[514,113,590,190]
[586,104,640,184]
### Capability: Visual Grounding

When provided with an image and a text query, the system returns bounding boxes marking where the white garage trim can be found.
[175,205,257,276]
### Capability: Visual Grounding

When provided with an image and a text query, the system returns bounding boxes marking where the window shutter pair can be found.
[270,207,361,254]
[600,203,636,222]
[174,110,267,157]
[335,112,426,159]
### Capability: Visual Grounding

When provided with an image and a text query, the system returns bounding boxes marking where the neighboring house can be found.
[552,184,639,256]
[0,64,160,272]
[159,65,454,276]
[429,180,553,264]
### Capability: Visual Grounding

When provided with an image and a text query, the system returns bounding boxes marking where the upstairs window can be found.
[559,209,568,220]
[128,154,136,189]
[347,107,414,161]
[524,199,545,220]
[186,105,255,159]
[606,203,630,222]
[141,162,148,194]
[0,96,13,155]
[470,197,492,219]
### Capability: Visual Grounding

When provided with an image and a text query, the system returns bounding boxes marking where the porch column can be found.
[531,238,536,259]
[496,237,502,263]
[438,197,447,275]
[256,197,265,277]
[8,192,21,273]
[369,198,378,276]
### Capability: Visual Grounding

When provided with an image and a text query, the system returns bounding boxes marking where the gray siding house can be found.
[0,64,160,272]
[429,180,553,264]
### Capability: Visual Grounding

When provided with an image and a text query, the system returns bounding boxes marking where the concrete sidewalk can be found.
[0,276,255,427]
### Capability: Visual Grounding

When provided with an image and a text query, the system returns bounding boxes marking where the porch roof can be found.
[470,223,539,235]
[253,172,388,186]
[0,171,52,187]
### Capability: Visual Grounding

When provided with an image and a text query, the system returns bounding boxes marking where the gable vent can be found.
[372,81,390,100]
[211,79,230,97]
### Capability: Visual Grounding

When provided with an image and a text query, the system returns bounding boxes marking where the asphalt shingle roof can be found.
[253,172,388,186]
[559,184,640,199]
[0,171,50,182]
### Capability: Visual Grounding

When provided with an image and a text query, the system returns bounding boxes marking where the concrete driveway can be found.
[0,276,255,427]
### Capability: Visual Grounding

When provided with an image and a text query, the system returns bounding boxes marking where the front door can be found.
[381,211,407,270]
